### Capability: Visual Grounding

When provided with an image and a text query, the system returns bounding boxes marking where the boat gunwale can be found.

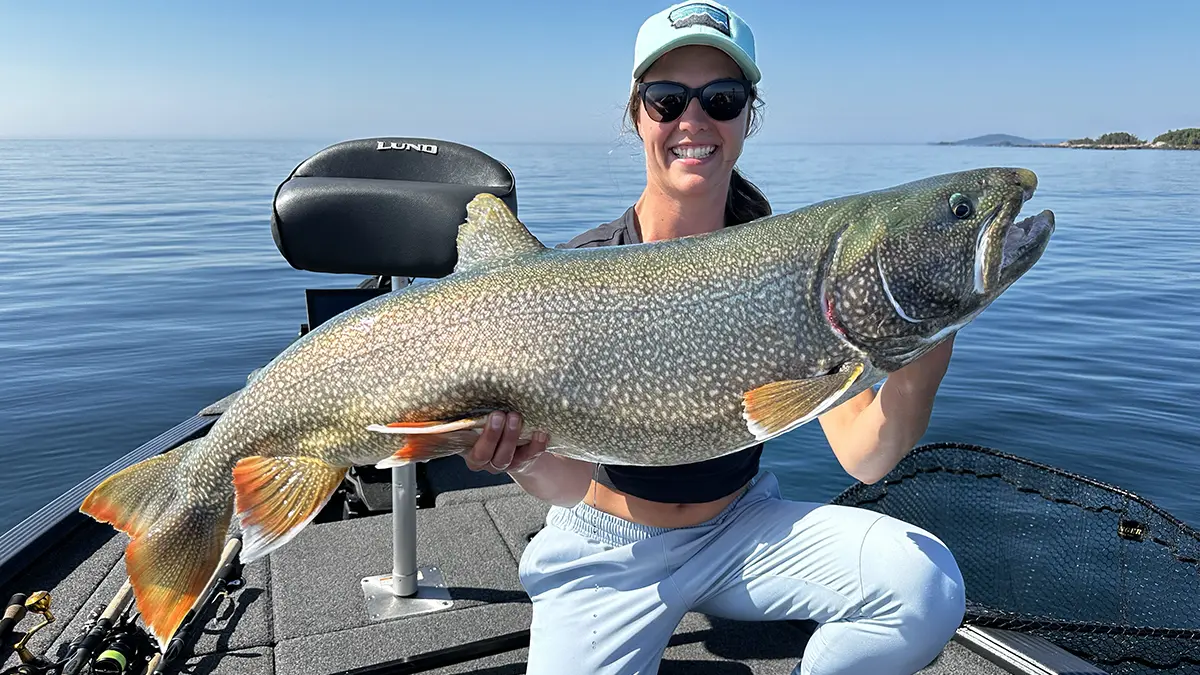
[0,413,217,587]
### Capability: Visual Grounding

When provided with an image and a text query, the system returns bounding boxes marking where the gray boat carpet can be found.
[269,500,526,641]
[0,520,126,667]
[274,602,532,675]
[185,646,274,675]
[3,481,1010,675]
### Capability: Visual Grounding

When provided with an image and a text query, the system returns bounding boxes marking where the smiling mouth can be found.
[671,145,716,159]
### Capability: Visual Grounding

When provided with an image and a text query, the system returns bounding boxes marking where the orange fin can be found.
[232,456,347,562]
[742,363,865,441]
[124,493,230,650]
[375,430,489,469]
[365,416,486,435]
[81,441,191,537]
[79,437,233,650]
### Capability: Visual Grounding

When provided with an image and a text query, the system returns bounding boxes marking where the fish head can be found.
[821,167,1054,369]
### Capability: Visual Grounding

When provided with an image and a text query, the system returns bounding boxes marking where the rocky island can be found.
[937,128,1200,150]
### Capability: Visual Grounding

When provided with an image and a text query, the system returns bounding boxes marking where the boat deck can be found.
[0,459,1027,675]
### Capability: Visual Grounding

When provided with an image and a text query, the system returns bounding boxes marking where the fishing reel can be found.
[87,620,155,675]
[1,585,153,675]
[1,591,56,675]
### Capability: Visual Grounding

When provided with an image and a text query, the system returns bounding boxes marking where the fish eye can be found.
[949,193,974,219]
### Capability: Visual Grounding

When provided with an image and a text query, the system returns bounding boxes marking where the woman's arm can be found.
[818,337,955,484]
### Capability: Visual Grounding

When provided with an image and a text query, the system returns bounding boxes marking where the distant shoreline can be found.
[935,141,1200,151]
[936,129,1200,151]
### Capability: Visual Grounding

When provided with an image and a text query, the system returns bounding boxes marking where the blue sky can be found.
[2,0,1197,144]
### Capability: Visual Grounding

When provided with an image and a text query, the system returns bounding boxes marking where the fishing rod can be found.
[1,591,55,675]
[4,536,243,675]
[59,580,135,675]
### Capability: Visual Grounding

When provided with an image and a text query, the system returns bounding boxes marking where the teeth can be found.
[671,145,715,159]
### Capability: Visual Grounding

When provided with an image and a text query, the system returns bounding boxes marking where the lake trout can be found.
[81,167,1054,647]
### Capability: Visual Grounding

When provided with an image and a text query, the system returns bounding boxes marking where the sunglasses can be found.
[637,78,752,123]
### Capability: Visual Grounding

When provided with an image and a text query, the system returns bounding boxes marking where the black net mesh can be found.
[832,443,1200,674]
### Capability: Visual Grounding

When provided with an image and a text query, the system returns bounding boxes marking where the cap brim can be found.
[633,32,761,84]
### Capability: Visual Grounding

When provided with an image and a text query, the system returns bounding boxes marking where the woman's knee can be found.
[861,516,966,641]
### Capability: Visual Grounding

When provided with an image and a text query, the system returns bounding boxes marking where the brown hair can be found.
[625,79,772,226]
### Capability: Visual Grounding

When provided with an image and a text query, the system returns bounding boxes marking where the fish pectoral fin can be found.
[232,456,347,562]
[742,363,865,441]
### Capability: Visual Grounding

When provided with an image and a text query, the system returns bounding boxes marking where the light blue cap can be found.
[632,1,760,84]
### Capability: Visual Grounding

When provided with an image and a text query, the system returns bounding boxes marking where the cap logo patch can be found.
[668,3,731,36]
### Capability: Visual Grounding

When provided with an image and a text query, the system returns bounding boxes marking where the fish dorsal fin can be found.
[455,193,545,272]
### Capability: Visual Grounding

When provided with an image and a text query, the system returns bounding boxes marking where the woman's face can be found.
[637,45,750,201]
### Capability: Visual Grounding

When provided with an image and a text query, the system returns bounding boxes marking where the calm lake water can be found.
[1,139,1197,535]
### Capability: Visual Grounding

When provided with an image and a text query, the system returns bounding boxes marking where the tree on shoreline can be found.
[1153,128,1200,147]
[1095,132,1143,145]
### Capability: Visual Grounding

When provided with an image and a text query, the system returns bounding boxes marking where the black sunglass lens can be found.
[701,81,748,121]
[643,83,688,122]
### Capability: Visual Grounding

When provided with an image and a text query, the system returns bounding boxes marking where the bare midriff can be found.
[585,478,749,529]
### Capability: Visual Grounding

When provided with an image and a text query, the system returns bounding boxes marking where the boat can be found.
[1,138,1196,675]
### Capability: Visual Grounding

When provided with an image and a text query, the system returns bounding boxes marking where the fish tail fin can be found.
[80,438,232,649]
[80,440,196,537]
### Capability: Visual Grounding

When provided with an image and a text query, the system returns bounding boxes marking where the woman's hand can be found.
[461,411,595,507]
[463,411,548,474]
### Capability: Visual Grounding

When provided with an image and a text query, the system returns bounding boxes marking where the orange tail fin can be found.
[80,438,230,650]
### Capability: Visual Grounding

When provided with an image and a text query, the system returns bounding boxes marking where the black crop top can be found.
[555,206,763,504]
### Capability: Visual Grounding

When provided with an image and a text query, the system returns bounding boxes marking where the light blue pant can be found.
[518,471,966,675]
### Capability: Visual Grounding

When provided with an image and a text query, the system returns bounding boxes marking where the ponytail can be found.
[725,167,771,226]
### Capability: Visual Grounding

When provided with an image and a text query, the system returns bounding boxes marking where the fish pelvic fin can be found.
[80,437,233,650]
[742,363,866,441]
[367,415,499,469]
[374,432,485,469]
[232,456,347,562]
[454,194,545,273]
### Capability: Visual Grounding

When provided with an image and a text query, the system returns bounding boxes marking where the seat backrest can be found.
[271,138,517,279]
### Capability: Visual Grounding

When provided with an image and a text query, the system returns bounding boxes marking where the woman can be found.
[465,2,966,673]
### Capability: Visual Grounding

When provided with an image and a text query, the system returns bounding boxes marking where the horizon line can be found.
[0,136,1057,146]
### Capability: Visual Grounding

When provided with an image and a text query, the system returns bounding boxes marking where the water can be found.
[1,139,1197,536]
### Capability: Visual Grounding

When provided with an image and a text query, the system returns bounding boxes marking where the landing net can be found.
[833,443,1200,674]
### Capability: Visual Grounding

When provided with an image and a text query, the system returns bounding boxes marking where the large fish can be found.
[81,167,1054,646]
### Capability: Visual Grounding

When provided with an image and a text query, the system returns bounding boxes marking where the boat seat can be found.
[270,137,517,280]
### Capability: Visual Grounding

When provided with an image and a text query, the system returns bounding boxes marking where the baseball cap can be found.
[632,1,760,84]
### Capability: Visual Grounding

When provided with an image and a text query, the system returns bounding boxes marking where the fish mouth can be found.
[999,209,1055,281]
[974,188,1055,294]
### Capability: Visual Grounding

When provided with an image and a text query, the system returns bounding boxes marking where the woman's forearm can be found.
[509,452,595,507]
[819,338,954,484]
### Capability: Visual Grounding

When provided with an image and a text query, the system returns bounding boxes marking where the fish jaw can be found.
[973,169,1053,297]
[996,209,1055,290]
